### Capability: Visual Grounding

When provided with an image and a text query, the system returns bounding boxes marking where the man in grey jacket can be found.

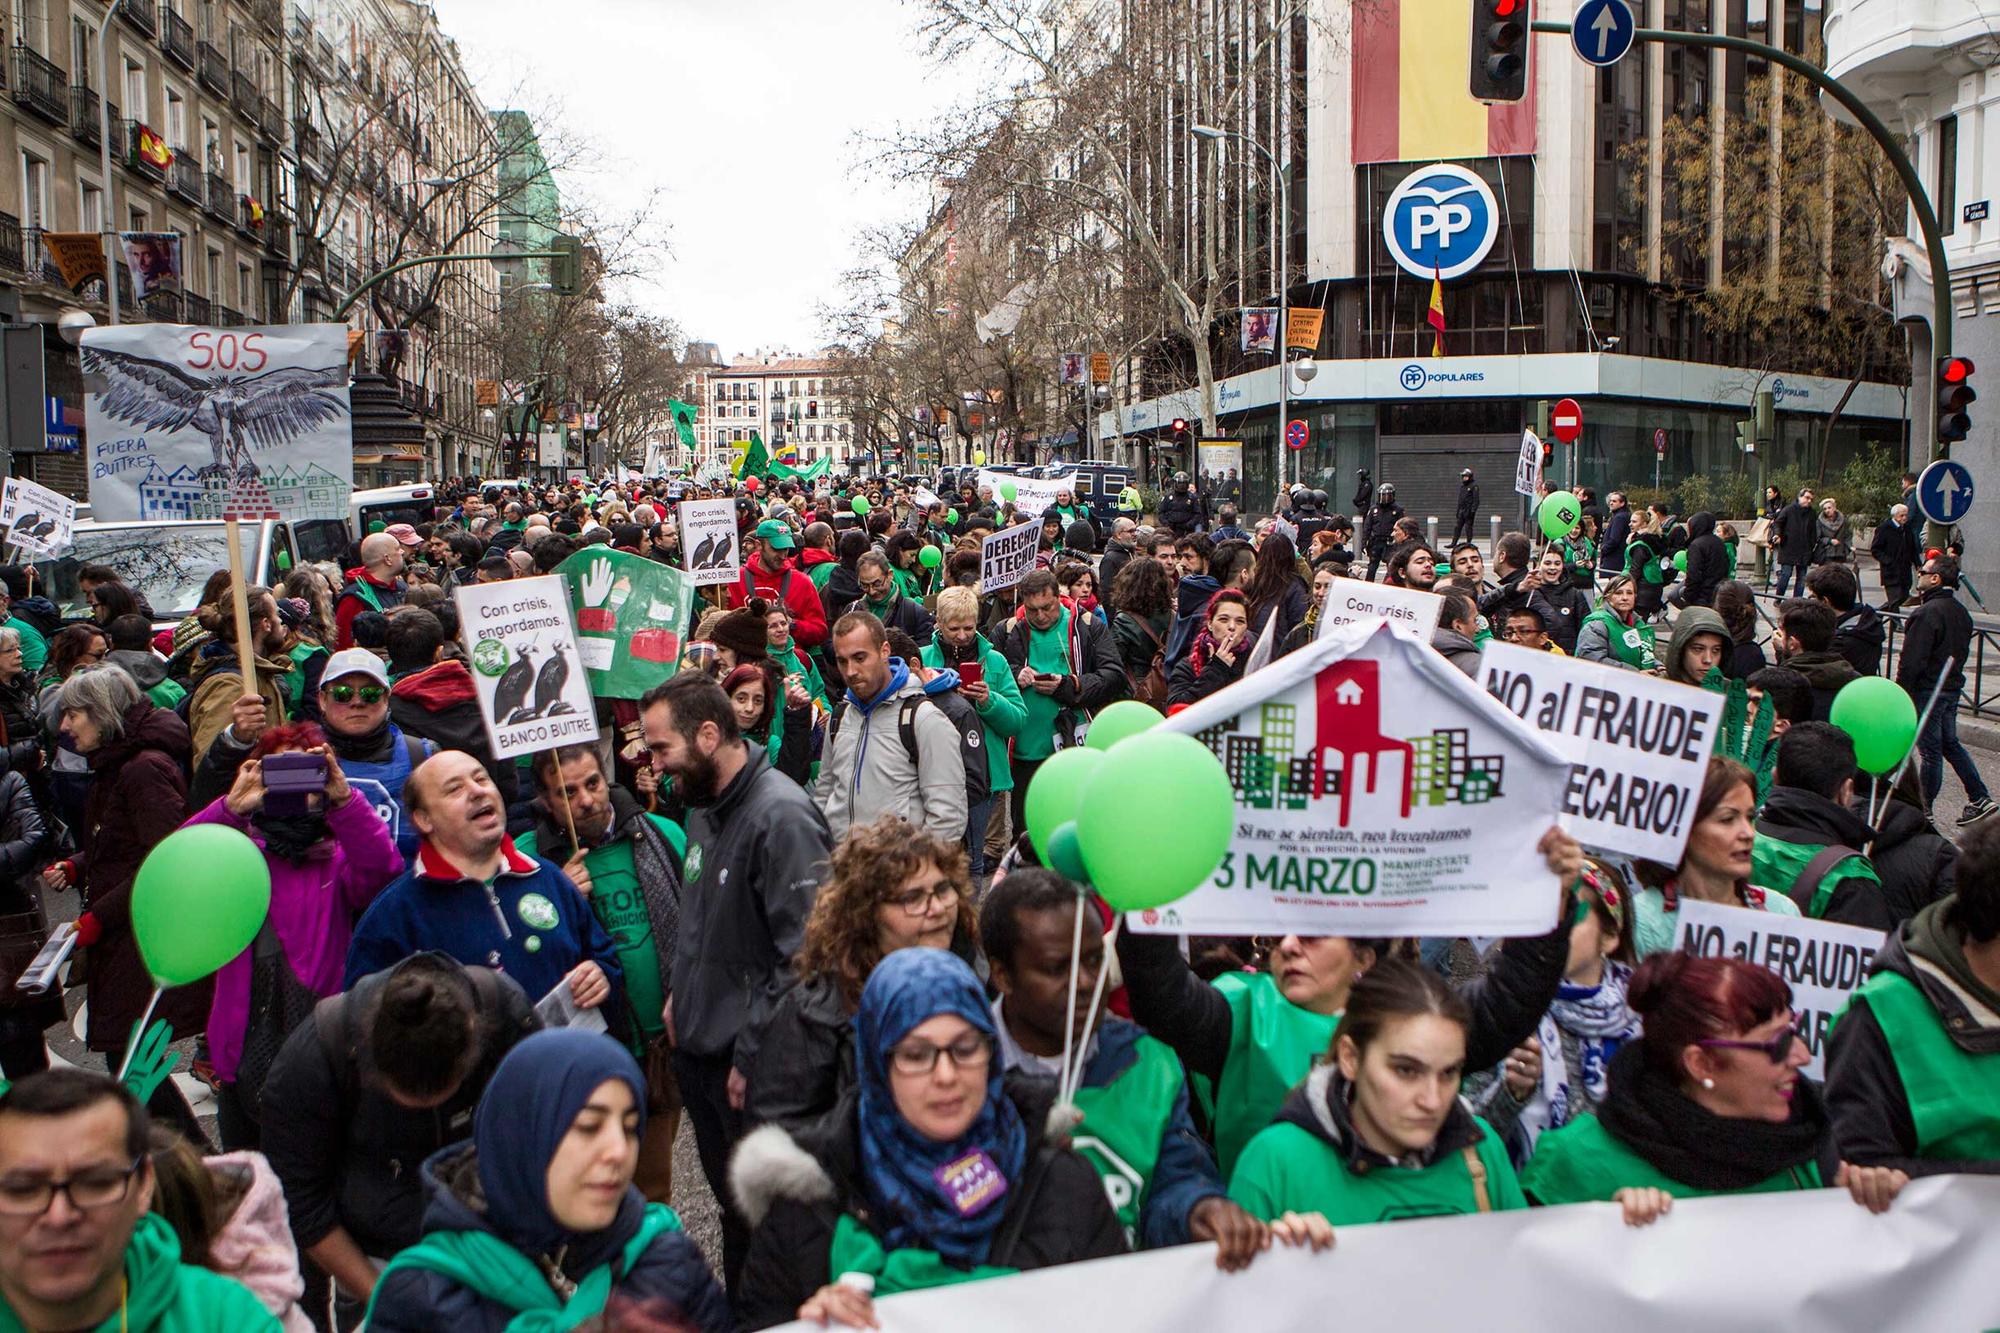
[641,672,831,1294]
[815,610,970,843]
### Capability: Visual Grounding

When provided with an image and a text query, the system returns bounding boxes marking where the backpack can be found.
[1129,614,1169,709]
[829,693,989,806]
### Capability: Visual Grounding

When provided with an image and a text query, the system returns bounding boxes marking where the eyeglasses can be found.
[885,881,957,917]
[1697,1015,1799,1065]
[890,1031,993,1076]
[0,1160,144,1216]
[324,684,387,705]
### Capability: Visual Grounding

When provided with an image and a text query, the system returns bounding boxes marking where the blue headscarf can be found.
[473,1029,648,1254]
[854,949,1026,1267]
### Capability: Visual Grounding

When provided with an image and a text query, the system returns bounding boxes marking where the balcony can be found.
[292,118,322,170]
[9,45,69,125]
[250,0,281,37]
[106,110,125,160]
[69,85,102,146]
[122,0,157,36]
[184,292,212,325]
[0,214,22,273]
[215,304,247,327]
[196,40,228,94]
[298,234,325,274]
[205,172,234,222]
[159,7,195,70]
[236,194,264,237]
[231,70,258,118]
[141,288,180,321]
[124,121,168,179]
[264,209,292,260]
[167,150,204,203]
[258,94,282,142]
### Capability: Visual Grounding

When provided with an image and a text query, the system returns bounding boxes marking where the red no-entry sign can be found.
[1552,398,1583,444]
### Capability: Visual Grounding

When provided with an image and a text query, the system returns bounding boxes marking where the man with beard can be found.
[641,672,830,1294]
[516,743,686,1203]
[343,751,621,1022]
[1384,543,1439,591]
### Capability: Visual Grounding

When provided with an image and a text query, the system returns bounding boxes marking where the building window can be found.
[20,153,51,233]
[80,182,102,234]
[71,17,93,87]
[125,60,147,120]
[167,89,186,147]
[1937,114,1958,237]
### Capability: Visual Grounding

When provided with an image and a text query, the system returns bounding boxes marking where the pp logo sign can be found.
[1383,164,1500,282]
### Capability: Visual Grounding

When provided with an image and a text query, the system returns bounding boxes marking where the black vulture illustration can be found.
[535,642,573,716]
[689,533,719,569]
[8,512,41,540]
[493,643,538,724]
[30,517,56,541]
[80,343,348,481]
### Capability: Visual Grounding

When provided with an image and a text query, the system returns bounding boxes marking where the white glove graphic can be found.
[582,557,615,607]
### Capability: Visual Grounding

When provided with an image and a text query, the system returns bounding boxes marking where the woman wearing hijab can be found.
[365,1029,731,1331]
[1522,953,1906,1224]
[731,949,1125,1330]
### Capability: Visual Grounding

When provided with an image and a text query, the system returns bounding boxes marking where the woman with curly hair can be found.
[742,814,979,1131]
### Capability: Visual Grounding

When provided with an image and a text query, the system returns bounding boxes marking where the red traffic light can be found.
[1170,418,1188,434]
[1943,357,1974,385]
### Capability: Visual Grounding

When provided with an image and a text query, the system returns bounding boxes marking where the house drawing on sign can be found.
[136,464,207,520]
[1314,659,1414,826]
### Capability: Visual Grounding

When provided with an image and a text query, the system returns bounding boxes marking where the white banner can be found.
[79,323,352,522]
[1674,899,1885,1080]
[1314,578,1443,645]
[1132,619,1571,938]
[1515,428,1543,499]
[0,476,77,555]
[454,573,600,760]
[537,430,565,469]
[1480,643,1723,864]
[678,498,742,588]
[981,521,1041,595]
[977,468,1073,518]
[770,1176,2000,1332]
[1197,441,1243,477]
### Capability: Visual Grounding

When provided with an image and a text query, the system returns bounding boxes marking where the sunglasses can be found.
[324,684,387,704]
[1697,1015,1798,1065]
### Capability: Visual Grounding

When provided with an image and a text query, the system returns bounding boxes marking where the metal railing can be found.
[258,93,282,142]
[1741,585,1999,720]
[184,291,212,325]
[122,0,157,36]
[264,209,292,259]
[9,44,68,124]
[0,213,23,272]
[159,7,195,69]
[167,150,203,202]
[142,289,182,321]
[231,69,258,118]
[196,40,228,93]
[124,121,167,178]
[69,84,101,145]
[205,171,234,221]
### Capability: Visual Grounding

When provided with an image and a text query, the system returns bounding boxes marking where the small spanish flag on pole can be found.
[1427,266,1447,359]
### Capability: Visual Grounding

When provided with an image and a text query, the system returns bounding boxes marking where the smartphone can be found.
[958,659,984,687]
[261,752,328,818]
[1035,672,1061,684]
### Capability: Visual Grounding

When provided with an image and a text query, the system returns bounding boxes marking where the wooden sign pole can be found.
[223,519,259,698]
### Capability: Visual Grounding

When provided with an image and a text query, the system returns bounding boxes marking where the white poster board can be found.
[980,521,1041,594]
[1480,642,1724,864]
[79,323,352,522]
[1515,427,1543,499]
[1314,578,1444,645]
[678,498,742,587]
[1132,619,1571,938]
[0,476,78,555]
[1674,899,1885,1079]
[976,467,1072,518]
[1197,441,1243,477]
[453,573,601,760]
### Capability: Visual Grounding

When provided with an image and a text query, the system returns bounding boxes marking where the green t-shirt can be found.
[1521,1111,1822,1204]
[1015,607,1072,763]
[1230,1118,1525,1225]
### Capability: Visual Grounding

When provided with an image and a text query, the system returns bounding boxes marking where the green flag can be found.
[668,399,698,449]
[559,547,695,699]
[736,431,770,480]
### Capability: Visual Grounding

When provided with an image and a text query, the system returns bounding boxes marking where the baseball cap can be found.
[384,523,423,547]
[751,519,796,550]
[320,647,391,690]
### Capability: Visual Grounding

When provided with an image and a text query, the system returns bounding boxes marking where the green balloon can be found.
[850,496,871,516]
[1077,732,1233,912]
[1047,821,1090,883]
[1830,676,1919,774]
[918,544,943,569]
[1538,490,1581,540]
[1085,700,1164,752]
[946,508,959,525]
[1672,550,1688,572]
[1025,747,1106,862]
[131,825,271,987]
[1000,481,1018,502]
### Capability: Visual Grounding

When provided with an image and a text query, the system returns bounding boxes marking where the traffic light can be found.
[1754,388,1775,445]
[550,233,584,297]
[1938,357,1976,444]
[1540,438,1554,469]
[1735,418,1755,453]
[1469,0,1529,103]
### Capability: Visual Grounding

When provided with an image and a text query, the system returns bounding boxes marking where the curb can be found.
[1959,715,2000,755]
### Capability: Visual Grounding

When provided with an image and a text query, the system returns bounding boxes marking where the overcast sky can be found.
[429,0,950,361]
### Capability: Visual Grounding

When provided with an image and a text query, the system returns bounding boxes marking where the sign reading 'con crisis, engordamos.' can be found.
[1480,643,1721,863]
[455,573,601,761]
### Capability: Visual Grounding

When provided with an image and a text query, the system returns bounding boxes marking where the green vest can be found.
[825,1214,1016,1296]
[1849,970,2000,1161]
[1581,606,1658,670]
[1202,972,1339,1178]
[1229,1119,1526,1225]
[368,1203,682,1331]
[1521,1111,1821,1204]
[1070,1035,1182,1241]
[1750,832,1881,920]
[1627,535,1666,585]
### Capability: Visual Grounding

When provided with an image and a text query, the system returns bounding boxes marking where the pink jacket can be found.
[205,1151,314,1333]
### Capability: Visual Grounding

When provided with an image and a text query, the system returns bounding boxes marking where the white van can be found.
[32,518,298,628]
[293,484,437,565]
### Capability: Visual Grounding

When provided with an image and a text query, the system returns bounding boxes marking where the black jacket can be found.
[1167,641,1244,707]
[1110,609,1170,686]
[672,748,832,1065]
[1724,634,1768,682]
[1754,786,1895,932]
[1157,489,1202,536]
[1895,586,1972,699]
[1099,539,1136,595]
[259,956,540,1257]
[1248,579,1309,646]
[1527,582,1592,655]
[1849,794,1954,926]
[993,605,1130,736]
[732,1079,1126,1331]
[840,590,935,650]
[1774,500,1817,564]
[1832,604,1885,677]
[1785,649,1861,723]
[1681,512,1727,607]
[1362,502,1406,553]
[1870,518,1920,589]
[1478,568,1529,623]
[1597,506,1632,573]
[1456,479,1480,519]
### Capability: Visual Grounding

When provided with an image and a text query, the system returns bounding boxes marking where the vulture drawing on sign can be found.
[493,643,538,725]
[534,643,573,717]
[80,343,348,481]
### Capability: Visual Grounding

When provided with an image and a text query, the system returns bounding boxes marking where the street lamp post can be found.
[95,1,125,324]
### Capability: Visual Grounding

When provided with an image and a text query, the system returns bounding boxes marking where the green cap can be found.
[751,519,796,550]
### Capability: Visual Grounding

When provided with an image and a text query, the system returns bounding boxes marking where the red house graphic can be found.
[1314,659,1413,826]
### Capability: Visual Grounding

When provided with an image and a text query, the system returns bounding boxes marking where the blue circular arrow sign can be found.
[1916,458,1975,526]
[1572,0,1636,67]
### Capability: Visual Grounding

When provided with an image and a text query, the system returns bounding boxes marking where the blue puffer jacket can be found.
[364,1142,732,1332]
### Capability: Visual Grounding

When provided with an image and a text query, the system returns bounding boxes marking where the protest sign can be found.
[981,521,1041,594]
[678,498,741,587]
[1674,899,1884,1079]
[0,476,77,555]
[768,1176,2000,1333]
[1480,643,1722,863]
[557,547,695,698]
[976,468,1071,517]
[1197,441,1243,477]
[454,574,600,760]
[1314,578,1443,644]
[1515,427,1543,498]
[79,323,352,522]
[1133,619,1570,938]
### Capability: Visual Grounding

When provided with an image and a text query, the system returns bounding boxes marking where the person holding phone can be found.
[920,588,1025,878]
[1168,589,1251,707]
[182,723,403,1150]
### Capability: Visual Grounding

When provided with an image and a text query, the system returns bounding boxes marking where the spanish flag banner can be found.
[1352,0,1537,165]
[134,125,173,171]
[1428,269,1447,357]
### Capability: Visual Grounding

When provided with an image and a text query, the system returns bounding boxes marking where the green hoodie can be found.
[920,633,1027,792]
[0,1213,280,1332]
